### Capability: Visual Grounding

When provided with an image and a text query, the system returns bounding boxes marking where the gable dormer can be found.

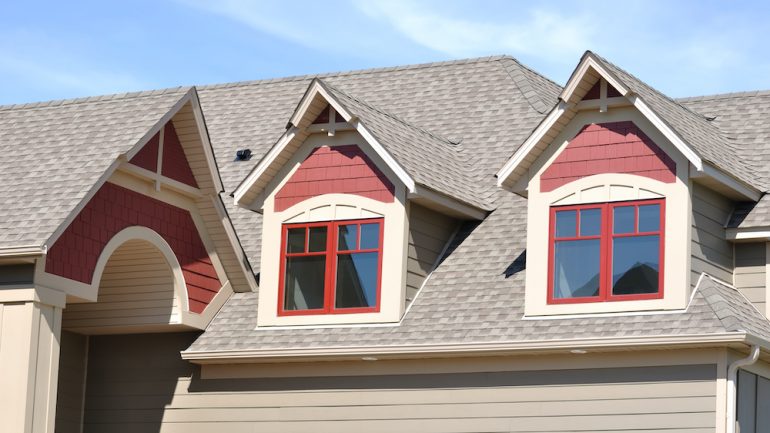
[496,52,760,316]
[234,79,481,326]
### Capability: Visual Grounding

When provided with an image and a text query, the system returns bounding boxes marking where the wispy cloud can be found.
[354,0,594,62]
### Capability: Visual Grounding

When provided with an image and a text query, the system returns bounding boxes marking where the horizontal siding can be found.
[735,242,766,316]
[81,333,717,433]
[691,183,733,286]
[63,239,177,333]
[406,204,458,305]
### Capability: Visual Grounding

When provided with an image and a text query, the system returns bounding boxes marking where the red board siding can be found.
[312,104,330,124]
[583,81,623,100]
[540,121,676,193]
[45,182,220,313]
[274,144,395,212]
[128,133,159,172]
[161,123,199,188]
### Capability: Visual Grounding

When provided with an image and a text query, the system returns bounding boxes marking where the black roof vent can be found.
[235,149,252,161]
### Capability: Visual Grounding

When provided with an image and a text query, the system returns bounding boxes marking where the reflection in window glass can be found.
[613,206,635,234]
[580,208,601,236]
[283,256,326,310]
[638,204,661,232]
[287,228,305,253]
[612,235,659,295]
[553,239,601,298]
[360,223,380,249]
[555,210,577,238]
[338,224,357,251]
[335,252,378,308]
[308,227,327,252]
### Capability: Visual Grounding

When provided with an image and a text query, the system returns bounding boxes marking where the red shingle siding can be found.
[45,182,221,313]
[128,133,159,172]
[161,123,199,188]
[274,145,395,212]
[540,121,676,193]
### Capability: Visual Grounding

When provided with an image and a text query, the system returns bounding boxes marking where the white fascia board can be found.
[726,228,770,241]
[629,95,703,171]
[352,120,416,193]
[232,126,298,207]
[181,332,748,363]
[690,163,761,202]
[560,55,630,102]
[496,101,568,187]
[0,245,45,258]
[124,89,194,162]
[189,89,225,193]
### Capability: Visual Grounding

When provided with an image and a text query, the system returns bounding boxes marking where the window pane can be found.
[308,226,327,252]
[612,235,660,295]
[283,256,326,310]
[338,224,358,251]
[286,228,305,253]
[580,208,601,236]
[638,204,660,232]
[553,239,600,299]
[613,206,635,234]
[555,210,577,238]
[335,252,378,308]
[360,223,380,250]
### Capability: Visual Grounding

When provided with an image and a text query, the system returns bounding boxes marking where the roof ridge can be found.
[677,89,770,103]
[500,56,563,92]
[0,86,192,113]
[198,55,513,91]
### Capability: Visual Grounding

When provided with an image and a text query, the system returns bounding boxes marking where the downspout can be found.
[726,345,760,433]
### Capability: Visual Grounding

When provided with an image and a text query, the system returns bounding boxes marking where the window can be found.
[278,218,383,315]
[548,199,664,304]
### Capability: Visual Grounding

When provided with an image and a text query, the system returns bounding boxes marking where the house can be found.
[2,50,770,432]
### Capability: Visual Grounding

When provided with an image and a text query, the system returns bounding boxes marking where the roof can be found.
[0,87,192,249]
[195,55,559,268]
[592,53,762,191]
[186,191,766,355]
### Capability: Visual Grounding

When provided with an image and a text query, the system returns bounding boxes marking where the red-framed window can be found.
[278,218,384,315]
[547,199,665,304]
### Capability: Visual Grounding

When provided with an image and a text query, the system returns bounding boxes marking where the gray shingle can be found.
[0,87,192,249]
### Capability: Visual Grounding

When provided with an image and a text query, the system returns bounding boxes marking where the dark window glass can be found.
[287,228,305,253]
[308,227,327,252]
[338,224,357,251]
[638,204,660,232]
[553,239,601,298]
[580,208,601,236]
[612,235,659,295]
[613,206,635,234]
[555,210,577,238]
[283,256,326,310]
[360,223,380,250]
[335,252,378,308]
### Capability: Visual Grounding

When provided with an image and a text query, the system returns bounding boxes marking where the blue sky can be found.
[2,1,769,105]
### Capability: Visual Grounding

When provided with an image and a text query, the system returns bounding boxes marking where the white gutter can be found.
[726,345,760,433]
[0,245,45,258]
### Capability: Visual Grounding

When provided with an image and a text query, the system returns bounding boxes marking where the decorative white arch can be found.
[90,226,189,314]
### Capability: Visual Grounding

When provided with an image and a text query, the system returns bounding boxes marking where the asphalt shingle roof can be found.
[0,87,191,249]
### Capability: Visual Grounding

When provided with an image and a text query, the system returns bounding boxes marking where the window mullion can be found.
[601,203,611,301]
[325,221,336,313]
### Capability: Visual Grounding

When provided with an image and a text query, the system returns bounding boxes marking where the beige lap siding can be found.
[734,242,767,316]
[691,183,734,286]
[78,332,717,433]
[62,240,179,333]
[406,203,458,306]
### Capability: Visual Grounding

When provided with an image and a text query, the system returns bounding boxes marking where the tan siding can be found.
[55,331,88,433]
[81,333,717,433]
[735,242,766,316]
[406,204,458,305]
[63,240,177,333]
[691,183,734,285]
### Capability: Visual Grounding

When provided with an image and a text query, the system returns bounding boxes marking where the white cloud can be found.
[353,0,595,62]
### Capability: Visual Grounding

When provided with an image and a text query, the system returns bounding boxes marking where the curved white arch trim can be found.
[91,226,189,314]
